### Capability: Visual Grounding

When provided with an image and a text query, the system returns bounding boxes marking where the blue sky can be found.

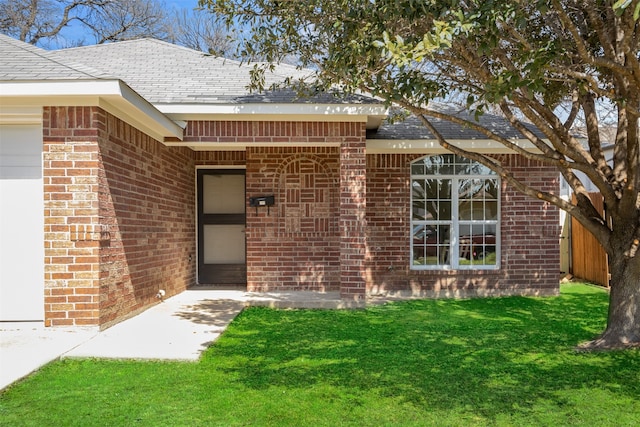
[43,0,204,49]
[168,0,201,10]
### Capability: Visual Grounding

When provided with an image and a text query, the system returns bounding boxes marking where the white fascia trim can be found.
[0,80,118,97]
[167,138,545,153]
[0,80,183,141]
[367,139,545,154]
[157,103,388,121]
[165,141,342,151]
[114,82,184,137]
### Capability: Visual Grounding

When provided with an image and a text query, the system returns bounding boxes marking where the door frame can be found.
[195,166,247,285]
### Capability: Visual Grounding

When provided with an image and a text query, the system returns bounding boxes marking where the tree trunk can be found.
[578,246,640,350]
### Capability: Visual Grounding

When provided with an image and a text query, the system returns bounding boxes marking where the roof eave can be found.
[0,80,184,142]
[165,137,546,153]
[157,103,388,129]
[366,138,545,154]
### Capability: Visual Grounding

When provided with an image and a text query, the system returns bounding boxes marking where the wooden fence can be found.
[571,193,609,287]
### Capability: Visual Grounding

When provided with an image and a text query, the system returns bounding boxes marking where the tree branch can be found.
[551,0,637,80]
[563,91,580,129]
[581,91,616,187]
[515,93,623,205]
[413,111,613,251]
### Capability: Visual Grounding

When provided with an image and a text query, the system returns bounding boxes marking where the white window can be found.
[411,154,500,270]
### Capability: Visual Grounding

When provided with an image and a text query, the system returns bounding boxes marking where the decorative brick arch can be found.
[273,154,338,235]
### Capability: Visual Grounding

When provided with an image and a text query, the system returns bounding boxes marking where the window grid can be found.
[411,155,500,270]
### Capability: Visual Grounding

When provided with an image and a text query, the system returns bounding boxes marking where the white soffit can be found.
[168,141,344,151]
[0,80,184,142]
[158,103,388,129]
[166,138,544,152]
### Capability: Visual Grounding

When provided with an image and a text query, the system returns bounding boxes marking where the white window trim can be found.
[410,159,501,271]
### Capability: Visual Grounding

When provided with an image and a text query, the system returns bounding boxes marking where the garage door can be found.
[0,124,44,321]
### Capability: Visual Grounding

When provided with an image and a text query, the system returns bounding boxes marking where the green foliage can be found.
[614,0,640,20]
[204,0,637,125]
[2,284,639,426]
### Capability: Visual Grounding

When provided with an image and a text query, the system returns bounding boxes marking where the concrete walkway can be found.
[1,289,359,391]
[0,322,98,391]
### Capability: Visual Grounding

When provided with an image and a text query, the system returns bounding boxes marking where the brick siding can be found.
[366,154,560,297]
[193,121,368,295]
[339,139,368,299]
[245,147,341,292]
[42,112,559,327]
[43,107,195,327]
[192,122,558,299]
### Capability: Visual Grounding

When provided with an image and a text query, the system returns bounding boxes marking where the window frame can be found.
[410,155,501,271]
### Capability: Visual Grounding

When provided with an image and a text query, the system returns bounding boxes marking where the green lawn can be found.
[1,283,639,426]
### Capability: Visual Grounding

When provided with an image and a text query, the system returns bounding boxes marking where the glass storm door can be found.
[197,170,246,285]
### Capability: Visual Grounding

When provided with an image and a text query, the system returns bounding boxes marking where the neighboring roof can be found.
[0,33,111,81]
[364,105,546,154]
[368,105,543,141]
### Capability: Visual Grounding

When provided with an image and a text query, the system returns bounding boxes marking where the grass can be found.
[1,283,639,426]
[414,252,497,266]
[459,251,497,266]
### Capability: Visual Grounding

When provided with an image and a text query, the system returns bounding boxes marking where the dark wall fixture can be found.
[249,195,275,214]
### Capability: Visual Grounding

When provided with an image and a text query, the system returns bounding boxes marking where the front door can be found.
[197,169,246,285]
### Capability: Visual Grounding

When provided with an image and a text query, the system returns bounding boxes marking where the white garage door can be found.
[0,124,44,321]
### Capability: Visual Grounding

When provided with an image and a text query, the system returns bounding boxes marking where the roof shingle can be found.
[50,38,358,104]
[1,34,541,143]
[368,105,543,140]
[0,33,111,80]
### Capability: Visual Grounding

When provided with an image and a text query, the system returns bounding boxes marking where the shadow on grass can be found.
[203,284,640,420]
[2,285,637,426]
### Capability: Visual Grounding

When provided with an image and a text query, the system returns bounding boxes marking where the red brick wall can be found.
[185,121,356,145]
[190,122,559,297]
[194,151,246,167]
[192,121,367,294]
[499,154,560,292]
[366,154,409,292]
[42,109,559,328]
[43,107,196,327]
[246,147,341,292]
[366,154,560,297]
[43,107,102,326]
[97,111,195,327]
[339,139,368,299]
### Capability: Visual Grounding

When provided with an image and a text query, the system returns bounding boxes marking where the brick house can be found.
[0,34,560,329]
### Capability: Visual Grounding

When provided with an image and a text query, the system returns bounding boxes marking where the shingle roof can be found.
[51,38,374,105]
[1,34,542,143]
[368,105,543,140]
[0,33,111,80]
